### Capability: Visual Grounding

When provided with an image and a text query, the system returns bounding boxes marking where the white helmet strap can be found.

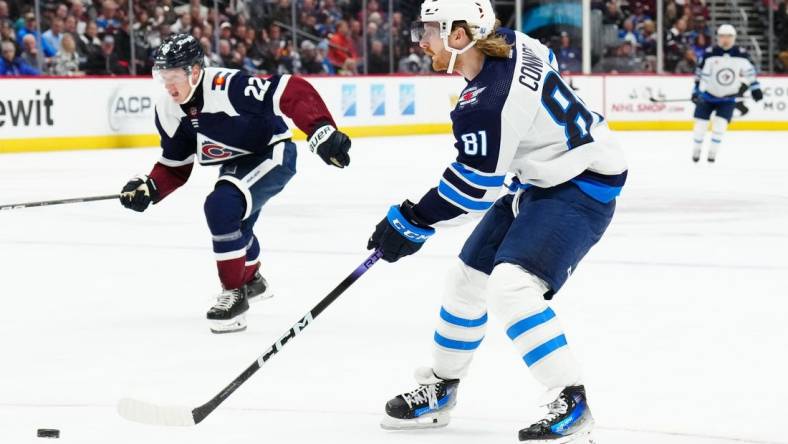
[442,31,478,73]
[181,67,204,104]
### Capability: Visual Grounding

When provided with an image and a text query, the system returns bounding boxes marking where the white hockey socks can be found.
[692,118,708,161]
[432,261,488,380]
[708,116,729,162]
[487,263,581,389]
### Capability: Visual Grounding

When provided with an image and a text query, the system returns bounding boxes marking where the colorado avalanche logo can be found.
[202,143,233,159]
[458,86,487,109]
[197,135,251,164]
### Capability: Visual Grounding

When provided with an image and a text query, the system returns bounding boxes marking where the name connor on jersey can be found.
[519,44,544,91]
[198,133,251,164]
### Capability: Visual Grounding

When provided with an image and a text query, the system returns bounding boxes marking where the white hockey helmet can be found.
[413,0,497,73]
[717,24,737,37]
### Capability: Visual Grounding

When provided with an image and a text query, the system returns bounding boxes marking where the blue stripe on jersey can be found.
[434,331,484,351]
[549,49,555,64]
[506,307,556,340]
[440,307,488,328]
[523,334,568,366]
[571,178,622,203]
[451,162,506,188]
[701,91,736,103]
[442,168,487,199]
[438,181,495,212]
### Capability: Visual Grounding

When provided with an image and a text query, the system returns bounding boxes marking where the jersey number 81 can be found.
[461,130,488,156]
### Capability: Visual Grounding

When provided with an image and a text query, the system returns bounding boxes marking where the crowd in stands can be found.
[1,0,787,77]
[0,0,431,76]
[772,0,788,72]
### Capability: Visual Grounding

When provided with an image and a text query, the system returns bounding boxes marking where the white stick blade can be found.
[117,398,196,427]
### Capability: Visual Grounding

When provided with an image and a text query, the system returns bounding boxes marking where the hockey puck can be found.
[37,429,60,439]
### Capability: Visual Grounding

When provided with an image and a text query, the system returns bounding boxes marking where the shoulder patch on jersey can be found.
[458,86,487,109]
[197,133,251,164]
[200,67,240,117]
[210,70,232,91]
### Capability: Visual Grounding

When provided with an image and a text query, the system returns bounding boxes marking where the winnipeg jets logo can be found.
[458,86,487,108]
[716,68,735,86]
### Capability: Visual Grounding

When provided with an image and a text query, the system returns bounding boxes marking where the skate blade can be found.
[380,411,451,430]
[209,314,247,334]
[247,289,273,304]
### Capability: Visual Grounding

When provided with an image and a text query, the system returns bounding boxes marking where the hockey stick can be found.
[0,194,120,211]
[118,248,385,426]
[648,96,748,104]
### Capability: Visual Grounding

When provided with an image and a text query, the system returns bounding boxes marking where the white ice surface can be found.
[0,132,786,444]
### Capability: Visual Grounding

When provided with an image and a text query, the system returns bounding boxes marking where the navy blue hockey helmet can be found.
[153,34,204,72]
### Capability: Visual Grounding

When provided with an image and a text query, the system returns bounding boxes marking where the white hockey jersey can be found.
[696,45,759,100]
[412,28,628,225]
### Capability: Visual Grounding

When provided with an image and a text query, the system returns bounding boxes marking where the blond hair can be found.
[454,20,511,58]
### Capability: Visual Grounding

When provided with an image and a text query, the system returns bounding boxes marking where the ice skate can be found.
[518,385,594,443]
[380,367,459,430]
[243,271,272,303]
[207,288,249,334]
[692,147,701,162]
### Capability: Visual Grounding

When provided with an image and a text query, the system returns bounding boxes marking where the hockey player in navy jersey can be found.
[366,1,626,442]
[691,24,763,163]
[119,34,351,334]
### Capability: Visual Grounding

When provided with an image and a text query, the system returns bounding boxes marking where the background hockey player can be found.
[366,1,627,442]
[119,34,351,334]
[691,24,763,163]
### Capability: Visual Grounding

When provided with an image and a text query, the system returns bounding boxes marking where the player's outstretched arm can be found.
[119,111,195,212]
[277,75,351,168]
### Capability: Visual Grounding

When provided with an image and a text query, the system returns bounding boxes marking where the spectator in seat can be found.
[557,31,581,73]
[674,47,697,73]
[96,0,120,34]
[51,32,81,75]
[0,40,40,75]
[17,12,56,57]
[299,39,326,74]
[42,17,64,54]
[83,34,127,75]
[367,38,388,74]
[77,20,101,63]
[328,19,357,74]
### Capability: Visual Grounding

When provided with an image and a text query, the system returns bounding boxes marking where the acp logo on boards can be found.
[108,85,154,132]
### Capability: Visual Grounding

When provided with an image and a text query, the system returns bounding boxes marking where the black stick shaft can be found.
[191,249,384,424]
[0,194,120,211]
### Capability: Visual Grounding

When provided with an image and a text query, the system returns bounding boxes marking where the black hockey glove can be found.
[367,200,435,263]
[751,87,763,102]
[691,88,700,104]
[308,122,351,168]
[119,175,159,212]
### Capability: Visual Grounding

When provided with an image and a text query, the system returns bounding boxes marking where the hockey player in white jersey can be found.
[365,1,626,442]
[691,24,763,163]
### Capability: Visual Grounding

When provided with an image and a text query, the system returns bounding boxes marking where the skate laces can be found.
[214,290,241,310]
[539,395,569,425]
[402,383,440,409]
